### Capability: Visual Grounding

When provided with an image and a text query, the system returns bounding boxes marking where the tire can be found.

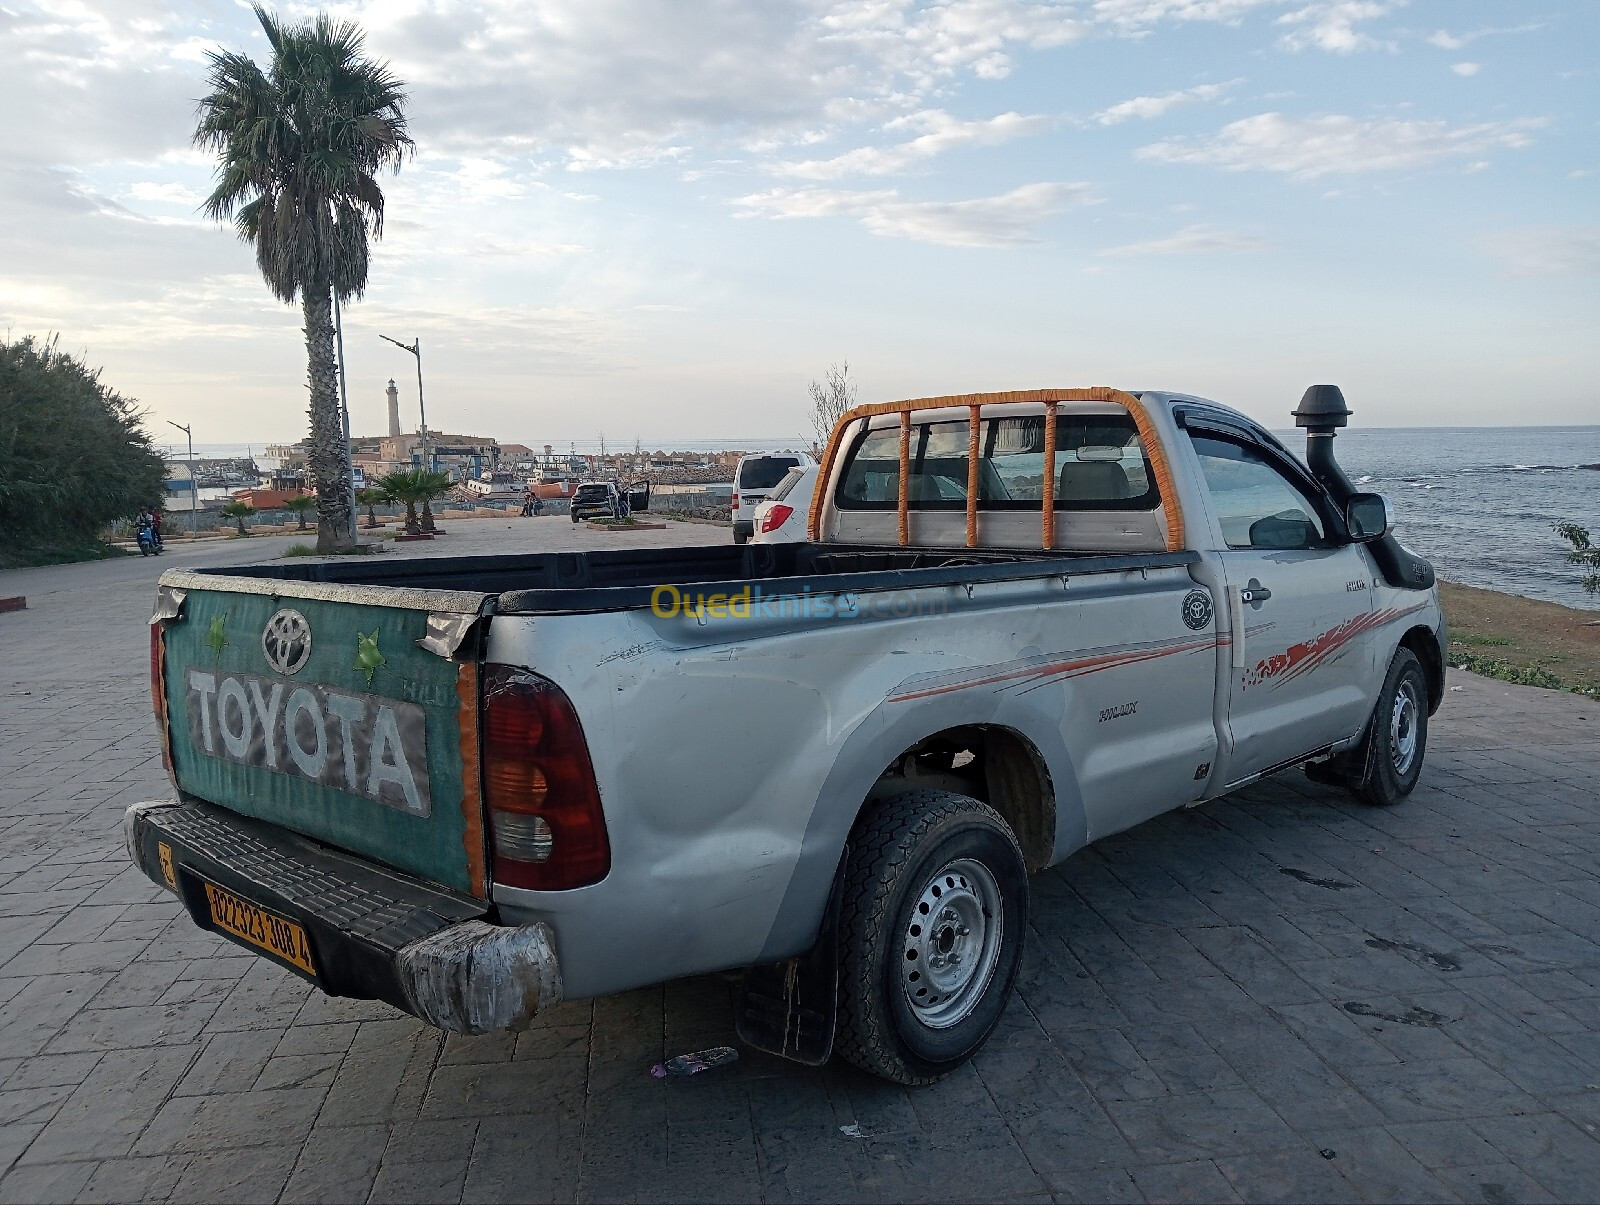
[836,790,1028,1085]
[570,512,580,524]
[733,529,749,545]
[1352,648,1429,806]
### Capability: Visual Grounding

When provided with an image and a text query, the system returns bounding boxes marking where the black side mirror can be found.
[1249,514,1319,550]
[1345,492,1392,542]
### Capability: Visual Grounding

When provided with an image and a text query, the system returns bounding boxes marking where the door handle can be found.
[1240,578,1272,606]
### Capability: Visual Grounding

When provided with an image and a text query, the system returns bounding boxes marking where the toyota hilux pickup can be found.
[128,385,1444,1085]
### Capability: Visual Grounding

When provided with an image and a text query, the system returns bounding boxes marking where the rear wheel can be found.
[836,791,1027,1085]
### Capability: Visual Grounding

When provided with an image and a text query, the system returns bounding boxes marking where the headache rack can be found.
[808,387,1187,553]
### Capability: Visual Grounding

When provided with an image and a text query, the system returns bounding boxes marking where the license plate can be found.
[202,881,317,977]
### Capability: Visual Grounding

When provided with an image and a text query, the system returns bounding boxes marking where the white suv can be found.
[731,452,812,544]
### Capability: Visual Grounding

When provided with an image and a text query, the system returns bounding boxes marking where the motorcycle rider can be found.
[136,506,162,553]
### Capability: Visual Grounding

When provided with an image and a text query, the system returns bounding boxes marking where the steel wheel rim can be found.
[900,857,1003,1029]
[1390,679,1420,776]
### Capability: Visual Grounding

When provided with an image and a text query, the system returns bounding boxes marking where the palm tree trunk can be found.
[301,288,355,553]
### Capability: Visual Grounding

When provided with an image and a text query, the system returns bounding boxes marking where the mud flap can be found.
[734,847,846,1066]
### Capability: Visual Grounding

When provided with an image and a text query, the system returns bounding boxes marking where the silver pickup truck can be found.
[127,384,1444,1084]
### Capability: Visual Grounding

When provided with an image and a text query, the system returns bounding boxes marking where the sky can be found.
[1,0,1596,451]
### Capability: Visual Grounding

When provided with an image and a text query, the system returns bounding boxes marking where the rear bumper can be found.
[124,800,562,1034]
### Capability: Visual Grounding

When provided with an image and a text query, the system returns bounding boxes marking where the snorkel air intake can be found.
[1293,384,1357,496]
[1293,384,1434,591]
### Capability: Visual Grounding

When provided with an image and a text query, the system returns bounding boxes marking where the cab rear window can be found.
[836,415,1158,511]
[738,457,801,490]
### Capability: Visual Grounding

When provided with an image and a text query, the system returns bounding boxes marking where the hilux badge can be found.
[262,609,313,675]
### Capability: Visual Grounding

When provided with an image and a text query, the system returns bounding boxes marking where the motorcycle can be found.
[136,521,162,556]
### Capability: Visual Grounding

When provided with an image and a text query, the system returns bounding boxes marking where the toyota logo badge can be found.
[262,608,313,675]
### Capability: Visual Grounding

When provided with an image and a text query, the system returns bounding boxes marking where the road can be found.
[1,523,1597,1202]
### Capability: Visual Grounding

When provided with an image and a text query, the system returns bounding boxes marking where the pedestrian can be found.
[521,489,534,517]
[533,494,544,516]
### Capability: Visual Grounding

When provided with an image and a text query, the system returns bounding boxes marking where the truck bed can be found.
[184,541,1200,614]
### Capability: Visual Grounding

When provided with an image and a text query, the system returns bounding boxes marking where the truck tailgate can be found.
[153,570,491,898]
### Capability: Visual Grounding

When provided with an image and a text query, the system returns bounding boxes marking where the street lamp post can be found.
[379,334,430,472]
[166,420,196,520]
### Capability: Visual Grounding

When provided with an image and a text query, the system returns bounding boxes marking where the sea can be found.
[1289,426,1600,611]
[162,427,1600,610]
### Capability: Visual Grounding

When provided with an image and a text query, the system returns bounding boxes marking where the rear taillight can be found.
[731,492,739,509]
[759,504,794,534]
[482,666,610,890]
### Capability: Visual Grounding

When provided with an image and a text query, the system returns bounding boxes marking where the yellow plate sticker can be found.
[203,882,316,976]
[157,842,177,890]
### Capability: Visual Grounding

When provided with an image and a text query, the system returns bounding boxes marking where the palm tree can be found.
[195,6,411,554]
[374,468,424,535]
[415,469,452,533]
[357,484,390,529]
[285,494,317,530]
[220,500,255,537]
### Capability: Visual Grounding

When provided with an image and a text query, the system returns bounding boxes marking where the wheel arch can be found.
[1399,624,1444,714]
[862,723,1057,874]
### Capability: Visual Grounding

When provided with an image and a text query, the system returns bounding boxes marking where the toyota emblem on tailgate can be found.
[262,609,313,675]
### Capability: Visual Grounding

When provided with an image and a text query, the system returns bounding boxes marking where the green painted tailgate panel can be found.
[163,588,480,894]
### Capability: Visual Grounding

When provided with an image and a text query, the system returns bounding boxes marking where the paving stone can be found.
[166,1145,298,1205]
[77,1157,188,1205]
[0,1159,97,1204]
[20,1045,198,1164]
[1128,1158,1244,1204]
[279,1125,387,1204]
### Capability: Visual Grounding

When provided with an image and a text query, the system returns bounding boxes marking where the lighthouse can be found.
[385,379,401,438]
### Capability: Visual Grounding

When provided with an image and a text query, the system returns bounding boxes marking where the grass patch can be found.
[0,537,136,570]
[281,541,382,558]
[1441,580,1600,698]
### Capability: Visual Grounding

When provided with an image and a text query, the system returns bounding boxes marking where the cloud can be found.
[773,109,1052,178]
[1479,227,1600,278]
[1276,1,1401,54]
[732,181,1098,246]
[1097,225,1270,255]
[128,181,203,205]
[1451,62,1480,77]
[1089,1,1280,31]
[1427,24,1543,51]
[1092,79,1242,124]
[1137,112,1546,178]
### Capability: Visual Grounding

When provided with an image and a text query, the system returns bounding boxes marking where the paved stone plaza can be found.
[2,523,1597,1203]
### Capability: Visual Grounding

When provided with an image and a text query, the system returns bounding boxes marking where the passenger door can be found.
[1187,432,1377,786]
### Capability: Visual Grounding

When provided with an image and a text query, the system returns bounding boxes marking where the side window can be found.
[1189,434,1328,550]
[837,415,1159,511]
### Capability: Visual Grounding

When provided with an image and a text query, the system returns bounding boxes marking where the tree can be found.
[357,484,390,529]
[374,467,448,535]
[415,469,452,533]
[285,493,317,530]
[808,359,858,450]
[195,5,412,554]
[0,334,166,568]
[1554,522,1600,595]
[374,469,423,534]
[220,500,255,536]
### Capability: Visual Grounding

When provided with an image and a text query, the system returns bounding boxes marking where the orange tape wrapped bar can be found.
[897,411,911,546]
[807,387,1185,552]
[1041,402,1058,549]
